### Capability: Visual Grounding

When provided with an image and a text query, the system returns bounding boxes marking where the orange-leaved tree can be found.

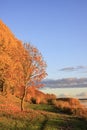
[19,43,47,111]
[0,20,47,111]
[0,20,26,96]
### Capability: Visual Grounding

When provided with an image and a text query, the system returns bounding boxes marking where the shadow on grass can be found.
[40,114,48,130]
[40,117,87,130]
[28,104,59,113]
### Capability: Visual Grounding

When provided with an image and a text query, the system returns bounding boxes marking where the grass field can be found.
[0,102,87,130]
[0,95,87,130]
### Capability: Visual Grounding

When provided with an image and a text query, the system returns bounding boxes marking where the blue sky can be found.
[0,0,87,97]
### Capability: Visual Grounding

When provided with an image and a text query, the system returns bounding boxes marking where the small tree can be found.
[19,43,47,111]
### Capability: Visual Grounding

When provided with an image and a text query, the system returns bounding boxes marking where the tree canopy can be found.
[0,20,47,110]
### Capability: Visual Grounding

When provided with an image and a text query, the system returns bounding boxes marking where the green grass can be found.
[0,111,87,130]
[27,103,58,113]
[0,96,87,130]
[0,103,87,130]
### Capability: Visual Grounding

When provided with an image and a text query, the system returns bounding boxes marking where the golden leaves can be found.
[0,20,47,106]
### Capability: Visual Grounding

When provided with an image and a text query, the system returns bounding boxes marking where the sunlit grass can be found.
[0,108,87,130]
[0,95,87,130]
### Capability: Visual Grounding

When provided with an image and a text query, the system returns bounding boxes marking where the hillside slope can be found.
[0,94,87,130]
[0,104,87,130]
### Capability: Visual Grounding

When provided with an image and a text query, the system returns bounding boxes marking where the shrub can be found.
[45,94,57,105]
[54,98,87,117]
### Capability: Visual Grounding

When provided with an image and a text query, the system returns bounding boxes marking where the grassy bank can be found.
[0,103,87,130]
[0,95,87,130]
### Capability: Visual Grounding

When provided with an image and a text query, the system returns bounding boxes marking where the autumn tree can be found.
[0,20,26,95]
[19,43,47,111]
[0,20,47,111]
[0,20,15,94]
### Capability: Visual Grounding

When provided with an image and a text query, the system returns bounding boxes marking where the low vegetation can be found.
[0,94,87,130]
[0,109,87,130]
[52,98,87,118]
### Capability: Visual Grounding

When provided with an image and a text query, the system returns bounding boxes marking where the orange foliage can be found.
[24,43,47,86]
[24,86,57,105]
[25,86,46,104]
[54,98,87,117]
[0,20,47,110]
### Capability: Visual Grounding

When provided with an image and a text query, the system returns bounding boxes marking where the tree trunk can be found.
[20,86,26,111]
[21,98,23,111]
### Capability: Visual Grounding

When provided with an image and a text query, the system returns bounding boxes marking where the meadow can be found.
[0,95,87,130]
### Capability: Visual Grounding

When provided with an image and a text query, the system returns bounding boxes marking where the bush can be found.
[54,98,87,117]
